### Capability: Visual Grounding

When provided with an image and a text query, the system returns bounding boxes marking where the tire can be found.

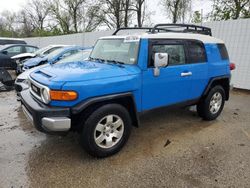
[80,104,132,158]
[197,85,225,121]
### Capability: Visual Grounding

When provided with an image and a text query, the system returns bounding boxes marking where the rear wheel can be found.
[80,104,132,158]
[197,85,225,121]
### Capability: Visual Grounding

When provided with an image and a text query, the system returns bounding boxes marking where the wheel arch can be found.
[203,75,230,101]
[71,92,140,131]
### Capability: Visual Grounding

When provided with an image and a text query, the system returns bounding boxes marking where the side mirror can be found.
[2,50,8,55]
[153,53,169,76]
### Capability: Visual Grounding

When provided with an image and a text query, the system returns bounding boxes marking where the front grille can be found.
[29,78,45,102]
[31,83,41,97]
[16,78,25,83]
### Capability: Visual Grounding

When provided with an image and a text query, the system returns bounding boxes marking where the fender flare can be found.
[202,75,231,100]
[71,92,140,127]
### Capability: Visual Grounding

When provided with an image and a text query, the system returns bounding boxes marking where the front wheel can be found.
[197,85,225,121]
[80,104,132,158]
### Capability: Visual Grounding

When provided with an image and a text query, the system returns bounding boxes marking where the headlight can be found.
[41,88,50,104]
[23,79,30,86]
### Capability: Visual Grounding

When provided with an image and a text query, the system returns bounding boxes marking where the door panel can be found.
[142,64,193,110]
[142,40,192,111]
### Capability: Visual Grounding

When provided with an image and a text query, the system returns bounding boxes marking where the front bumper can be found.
[20,89,71,134]
[15,81,28,101]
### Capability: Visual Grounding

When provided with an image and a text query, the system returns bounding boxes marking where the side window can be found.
[151,44,186,66]
[187,41,207,63]
[61,50,77,59]
[6,46,22,53]
[45,47,61,55]
[25,46,37,53]
[217,43,229,60]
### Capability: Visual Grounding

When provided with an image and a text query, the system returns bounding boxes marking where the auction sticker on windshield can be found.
[124,35,140,43]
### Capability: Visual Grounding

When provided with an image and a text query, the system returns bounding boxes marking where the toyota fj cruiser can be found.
[20,24,234,157]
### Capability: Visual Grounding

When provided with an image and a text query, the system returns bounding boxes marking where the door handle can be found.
[181,72,192,77]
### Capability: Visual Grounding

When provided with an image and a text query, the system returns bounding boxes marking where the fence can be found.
[24,19,250,90]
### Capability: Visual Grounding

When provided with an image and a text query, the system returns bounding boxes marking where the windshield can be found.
[57,50,91,64]
[45,48,68,60]
[34,46,51,56]
[90,39,139,64]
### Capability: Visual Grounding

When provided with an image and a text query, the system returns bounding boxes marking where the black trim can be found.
[72,92,140,127]
[112,24,212,36]
[112,27,166,35]
[152,24,212,36]
[202,75,230,100]
[20,89,70,134]
[72,92,133,113]
[139,98,200,116]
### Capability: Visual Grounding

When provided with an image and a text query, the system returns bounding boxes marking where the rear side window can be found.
[187,41,207,63]
[217,43,229,60]
[25,46,37,53]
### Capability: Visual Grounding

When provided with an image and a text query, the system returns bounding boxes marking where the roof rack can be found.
[152,24,212,36]
[112,24,212,36]
[112,27,167,35]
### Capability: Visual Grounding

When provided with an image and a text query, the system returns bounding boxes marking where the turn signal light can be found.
[50,90,78,101]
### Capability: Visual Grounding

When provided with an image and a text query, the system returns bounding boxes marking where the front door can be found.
[142,39,193,111]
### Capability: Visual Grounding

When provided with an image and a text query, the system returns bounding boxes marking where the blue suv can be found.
[20,24,234,157]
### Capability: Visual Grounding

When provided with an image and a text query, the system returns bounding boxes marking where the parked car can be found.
[0,44,38,69]
[56,48,92,64]
[22,46,85,71]
[20,24,235,158]
[13,45,68,74]
[15,48,92,99]
[0,37,26,45]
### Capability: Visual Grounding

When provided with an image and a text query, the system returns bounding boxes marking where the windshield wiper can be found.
[89,57,105,63]
[105,60,125,68]
[106,60,125,65]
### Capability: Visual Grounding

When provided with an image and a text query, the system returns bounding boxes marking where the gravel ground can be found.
[0,90,250,188]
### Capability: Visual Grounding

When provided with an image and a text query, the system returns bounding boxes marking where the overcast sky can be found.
[0,0,213,24]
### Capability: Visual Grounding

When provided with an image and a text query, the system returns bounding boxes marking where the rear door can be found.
[142,39,193,110]
[185,40,209,99]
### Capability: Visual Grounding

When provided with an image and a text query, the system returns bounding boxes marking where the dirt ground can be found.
[0,90,250,188]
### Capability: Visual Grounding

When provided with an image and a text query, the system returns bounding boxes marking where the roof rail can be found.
[112,24,212,36]
[152,24,212,36]
[112,27,166,35]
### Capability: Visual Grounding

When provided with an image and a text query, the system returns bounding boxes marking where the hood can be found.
[11,53,36,59]
[23,56,47,67]
[17,64,47,80]
[30,61,139,83]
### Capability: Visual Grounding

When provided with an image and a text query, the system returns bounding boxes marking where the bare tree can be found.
[48,0,72,34]
[100,0,125,29]
[161,0,192,23]
[130,0,146,27]
[210,0,250,20]
[64,0,86,32]
[16,10,35,37]
[24,0,50,31]
[84,2,105,31]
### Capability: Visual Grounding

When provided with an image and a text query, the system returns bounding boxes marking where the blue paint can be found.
[23,46,86,69]
[29,39,231,113]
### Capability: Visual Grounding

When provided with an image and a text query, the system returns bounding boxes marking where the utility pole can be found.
[201,8,203,25]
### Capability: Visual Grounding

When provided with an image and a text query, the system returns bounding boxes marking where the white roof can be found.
[0,37,25,41]
[100,32,224,44]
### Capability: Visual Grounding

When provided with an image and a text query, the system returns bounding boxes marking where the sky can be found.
[0,0,214,24]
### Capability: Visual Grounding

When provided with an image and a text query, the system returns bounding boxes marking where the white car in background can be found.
[12,45,69,74]
[14,48,92,100]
